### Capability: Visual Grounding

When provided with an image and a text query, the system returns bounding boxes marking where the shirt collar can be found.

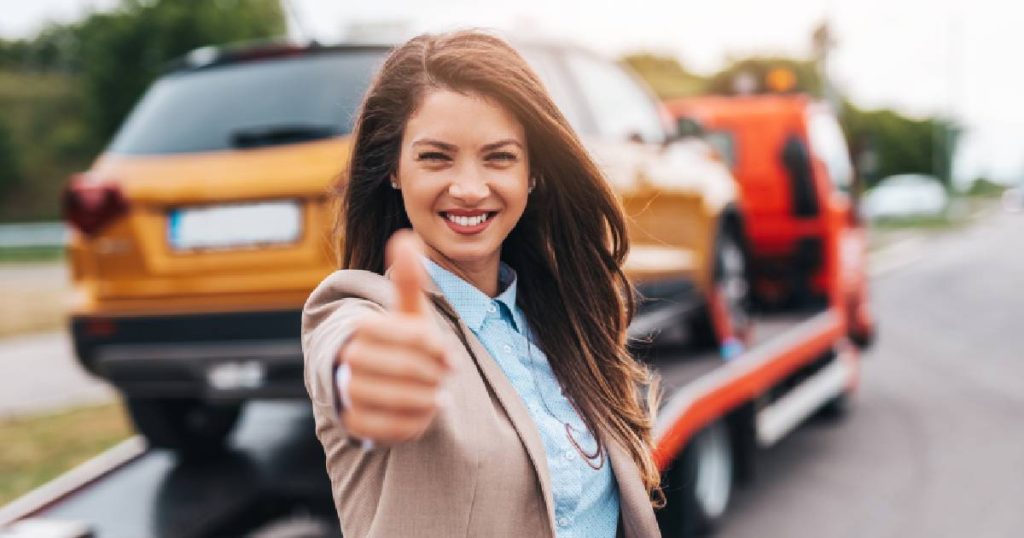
[422,257,521,332]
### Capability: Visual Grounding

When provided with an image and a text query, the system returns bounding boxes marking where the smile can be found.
[439,210,497,234]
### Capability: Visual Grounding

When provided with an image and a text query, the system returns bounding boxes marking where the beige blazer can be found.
[301,269,661,538]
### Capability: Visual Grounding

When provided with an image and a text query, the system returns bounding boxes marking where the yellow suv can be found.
[64,41,746,454]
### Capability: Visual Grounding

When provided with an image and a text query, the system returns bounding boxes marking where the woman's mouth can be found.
[439,210,497,235]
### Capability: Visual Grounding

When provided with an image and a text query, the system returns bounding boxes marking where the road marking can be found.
[868,237,926,278]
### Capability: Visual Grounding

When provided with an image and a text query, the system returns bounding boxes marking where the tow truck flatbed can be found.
[0,306,857,538]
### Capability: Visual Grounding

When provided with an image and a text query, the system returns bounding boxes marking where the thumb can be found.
[386,230,429,317]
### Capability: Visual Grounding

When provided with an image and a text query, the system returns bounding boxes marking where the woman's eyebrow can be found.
[411,138,458,152]
[481,139,524,152]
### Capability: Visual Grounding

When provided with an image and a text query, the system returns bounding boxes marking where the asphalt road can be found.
[718,210,1024,538]
[0,330,114,418]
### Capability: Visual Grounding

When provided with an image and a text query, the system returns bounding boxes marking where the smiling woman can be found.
[302,30,662,538]
[395,89,531,296]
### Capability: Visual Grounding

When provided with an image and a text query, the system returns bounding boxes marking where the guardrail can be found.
[0,222,67,249]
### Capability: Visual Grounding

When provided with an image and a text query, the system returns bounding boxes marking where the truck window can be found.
[562,52,667,144]
[807,111,853,191]
[705,130,738,170]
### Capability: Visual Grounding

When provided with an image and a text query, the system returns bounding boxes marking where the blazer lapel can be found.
[427,292,557,535]
[606,434,661,538]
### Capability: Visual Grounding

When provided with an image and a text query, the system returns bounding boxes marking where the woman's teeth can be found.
[445,213,491,226]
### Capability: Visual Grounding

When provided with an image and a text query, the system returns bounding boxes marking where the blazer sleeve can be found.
[301,271,386,436]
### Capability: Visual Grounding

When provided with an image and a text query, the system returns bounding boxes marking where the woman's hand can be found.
[336,230,452,445]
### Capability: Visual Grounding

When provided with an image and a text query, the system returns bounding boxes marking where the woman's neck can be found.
[425,247,501,298]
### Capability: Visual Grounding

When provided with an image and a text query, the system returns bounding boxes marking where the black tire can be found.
[125,397,242,458]
[849,319,876,350]
[691,224,753,349]
[817,388,853,421]
[658,421,735,538]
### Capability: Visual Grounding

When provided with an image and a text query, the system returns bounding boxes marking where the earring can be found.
[390,180,399,190]
[529,177,537,193]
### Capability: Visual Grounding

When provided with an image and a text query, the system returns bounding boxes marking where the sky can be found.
[3,0,1024,185]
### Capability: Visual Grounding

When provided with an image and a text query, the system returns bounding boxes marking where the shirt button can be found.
[557,516,572,527]
[487,304,497,313]
[502,344,512,353]
[563,450,576,461]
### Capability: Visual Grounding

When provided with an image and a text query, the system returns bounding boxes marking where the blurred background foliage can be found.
[0,0,959,222]
[0,0,284,222]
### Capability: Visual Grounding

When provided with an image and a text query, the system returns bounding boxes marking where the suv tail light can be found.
[62,173,129,236]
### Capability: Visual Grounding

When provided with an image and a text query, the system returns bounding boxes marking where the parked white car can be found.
[862,174,949,220]
[1002,187,1023,213]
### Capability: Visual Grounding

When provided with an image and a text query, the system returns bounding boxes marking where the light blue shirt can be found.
[424,258,620,538]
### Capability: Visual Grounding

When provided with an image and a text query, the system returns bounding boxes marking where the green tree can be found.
[0,0,285,221]
[621,53,706,100]
[841,102,959,188]
[0,119,23,196]
[706,56,822,96]
[72,0,286,142]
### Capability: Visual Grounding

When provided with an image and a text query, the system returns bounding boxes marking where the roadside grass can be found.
[871,214,956,230]
[0,246,64,263]
[0,260,70,338]
[867,195,1000,251]
[0,402,132,506]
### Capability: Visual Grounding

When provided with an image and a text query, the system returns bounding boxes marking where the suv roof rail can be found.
[166,39,394,74]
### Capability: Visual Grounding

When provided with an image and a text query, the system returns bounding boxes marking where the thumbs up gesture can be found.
[336,230,452,445]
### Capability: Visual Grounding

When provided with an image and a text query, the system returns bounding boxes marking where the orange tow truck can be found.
[645,90,876,536]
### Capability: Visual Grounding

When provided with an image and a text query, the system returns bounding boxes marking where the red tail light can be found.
[61,173,129,236]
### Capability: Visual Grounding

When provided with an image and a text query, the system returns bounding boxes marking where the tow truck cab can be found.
[665,93,875,347]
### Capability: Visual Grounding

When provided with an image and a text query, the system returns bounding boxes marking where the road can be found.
[719,210,1024,538]
[0,261,113,417]
[0,331,114,418]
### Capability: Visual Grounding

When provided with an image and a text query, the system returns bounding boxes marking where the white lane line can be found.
[869,237,927,278]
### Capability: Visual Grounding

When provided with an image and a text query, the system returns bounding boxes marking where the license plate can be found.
[168,200,302,251]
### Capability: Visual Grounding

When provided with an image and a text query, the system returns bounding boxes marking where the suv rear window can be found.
[107,49,388,155]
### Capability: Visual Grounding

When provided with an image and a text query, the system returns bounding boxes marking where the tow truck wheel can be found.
[125,397,242,458]
[658,420,734,537]
[817,388,853,421]
[692,226,753,349]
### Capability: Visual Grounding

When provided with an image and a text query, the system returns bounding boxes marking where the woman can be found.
[302,30,661,538]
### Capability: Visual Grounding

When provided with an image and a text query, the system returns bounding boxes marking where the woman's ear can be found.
[528,176,537,194]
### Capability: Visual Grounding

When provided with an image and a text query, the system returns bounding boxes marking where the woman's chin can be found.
[431,244,500,269]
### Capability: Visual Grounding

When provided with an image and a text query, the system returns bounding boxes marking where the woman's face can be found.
[395,89,530,275]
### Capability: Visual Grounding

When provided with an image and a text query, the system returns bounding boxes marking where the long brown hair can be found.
[337,30,662,503]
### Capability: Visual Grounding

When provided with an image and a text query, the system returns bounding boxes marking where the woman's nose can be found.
[447,171,490,204]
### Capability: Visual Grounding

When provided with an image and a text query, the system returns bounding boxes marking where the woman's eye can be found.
[487,152,518,162]
[417,152,451,162]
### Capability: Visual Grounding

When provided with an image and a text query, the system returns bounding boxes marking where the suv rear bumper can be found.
[71,310,306,399]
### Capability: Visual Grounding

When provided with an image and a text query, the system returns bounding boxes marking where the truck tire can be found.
[125,397,242,458]
[692,226,753,349]
[658,420,734,537]
[817,389,853,421]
